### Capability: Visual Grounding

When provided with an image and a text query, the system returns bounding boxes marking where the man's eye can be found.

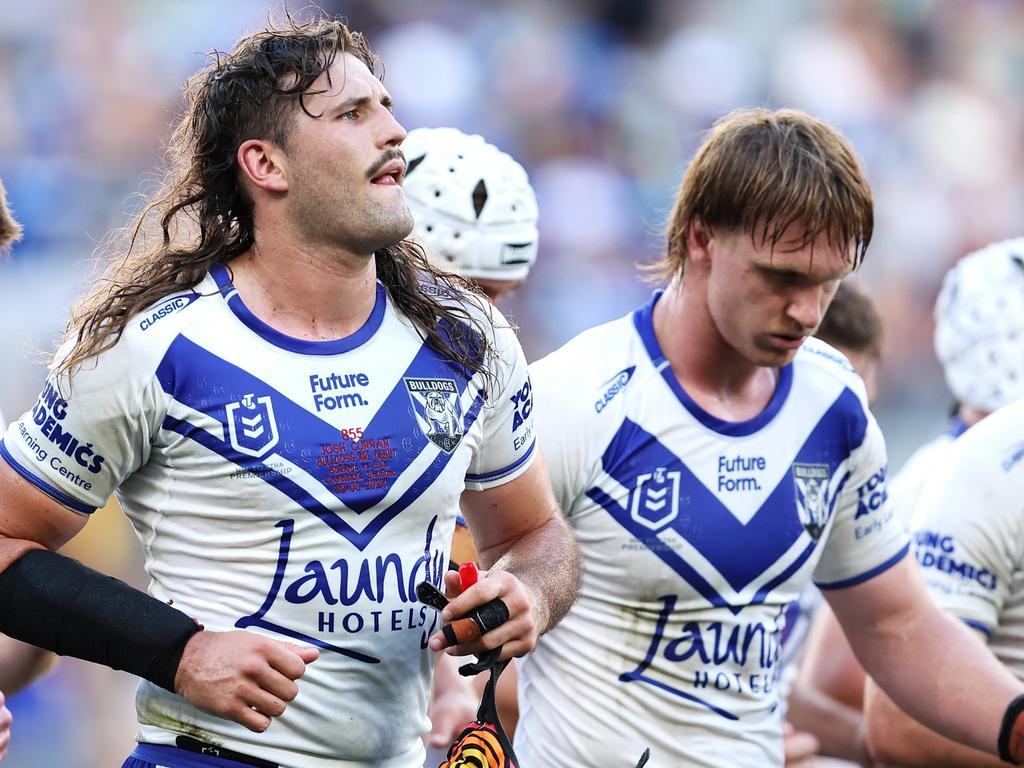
[339,110,358,120]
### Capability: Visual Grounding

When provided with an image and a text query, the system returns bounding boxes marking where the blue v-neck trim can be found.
[210,263,386,356]
[632,290,793,437]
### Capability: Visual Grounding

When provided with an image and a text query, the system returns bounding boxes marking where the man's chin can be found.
[357,210,415,254]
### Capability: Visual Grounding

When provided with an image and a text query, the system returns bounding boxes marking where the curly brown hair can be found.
[60,13,487,379]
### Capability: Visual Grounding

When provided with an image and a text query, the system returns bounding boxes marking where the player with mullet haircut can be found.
[0,14,578,768]
[514,107,1024,767]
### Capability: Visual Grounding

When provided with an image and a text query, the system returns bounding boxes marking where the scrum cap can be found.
[934,237,1024,412]
[403,127,539,281]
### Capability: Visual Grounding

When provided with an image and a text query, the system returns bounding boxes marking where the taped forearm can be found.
[0,548,201,691]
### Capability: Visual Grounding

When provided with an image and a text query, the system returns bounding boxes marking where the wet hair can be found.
[59,13,487,379]
[654,107,874,279]
[815,280,883,359]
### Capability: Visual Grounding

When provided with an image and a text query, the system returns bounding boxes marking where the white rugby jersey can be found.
[515,294,908,768]
[0,265,536,768]
[912,400,1024,680]
[887,418,966,527]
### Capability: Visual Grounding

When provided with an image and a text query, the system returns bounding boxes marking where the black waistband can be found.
[174,735,278,768]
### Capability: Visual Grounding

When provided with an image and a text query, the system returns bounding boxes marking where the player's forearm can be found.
[481,511,580,634]
[0,548,200,691]
[0,636,57,694]
[855,604,1021,759]
[786,683,871,765]
[864,677,1007,768]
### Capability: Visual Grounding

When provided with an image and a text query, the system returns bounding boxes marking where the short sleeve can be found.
[464,320,536,491]
[813,411,910,589]
[527,348,604,518]
[913,440,1023,636]
[0,337,167,514]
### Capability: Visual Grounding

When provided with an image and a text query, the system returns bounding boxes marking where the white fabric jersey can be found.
[887,418,966,528]
[515,294,909,768]
[0,265,536,768]
[912,400,1024,679]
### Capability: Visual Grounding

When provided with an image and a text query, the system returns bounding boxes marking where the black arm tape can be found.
[999,693,1024,763]
[0,549,201,692]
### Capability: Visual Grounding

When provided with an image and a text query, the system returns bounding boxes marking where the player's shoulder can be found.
[414,272,508,344]
[948,400,1024,475]
[123,272,220,342]
[794,336,869,405]
[531,310,644,391]
[58,279,217,383]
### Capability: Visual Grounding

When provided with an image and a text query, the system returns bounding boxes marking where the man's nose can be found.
[786,287,826,331]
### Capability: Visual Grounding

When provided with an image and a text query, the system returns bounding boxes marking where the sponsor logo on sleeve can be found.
[23,381,107,490]
[509,378,532,432]
[913,529,997,590]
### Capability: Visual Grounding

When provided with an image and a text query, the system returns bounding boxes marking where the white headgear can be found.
[402,127,539,282]
[934,237,1024,412]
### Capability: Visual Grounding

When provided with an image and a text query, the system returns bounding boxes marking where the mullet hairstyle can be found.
[652,107,874,280]
[59,14,488,380]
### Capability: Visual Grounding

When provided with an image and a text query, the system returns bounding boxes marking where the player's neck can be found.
[226,235,379,342]
[653,281,778,421]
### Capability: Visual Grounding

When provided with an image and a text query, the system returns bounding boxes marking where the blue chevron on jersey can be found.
[2,268,536,765]
[517,293,909,768]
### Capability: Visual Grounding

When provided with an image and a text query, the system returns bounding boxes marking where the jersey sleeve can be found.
[0,335,168,514]
[912,440,1023,636]
[813,410,911,589]
[464,317,536,491]
[527,347,603,518]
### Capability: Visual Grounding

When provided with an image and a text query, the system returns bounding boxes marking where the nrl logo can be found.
[630,466,681,530]
[793,463,831,541]
[226,393,280,458]
[404,377,464,453]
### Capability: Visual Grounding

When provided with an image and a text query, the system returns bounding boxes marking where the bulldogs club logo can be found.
[404,377,464,453]
[226,393,280,458]
[792,463,832,540]
[630,466,681,530]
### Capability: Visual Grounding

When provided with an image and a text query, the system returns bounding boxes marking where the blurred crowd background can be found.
[1,0,1022,764]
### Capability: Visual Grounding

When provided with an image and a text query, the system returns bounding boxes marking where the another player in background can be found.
[0,179,57,762]
[866,399,1024,767]
[887,238,1024,524]
[781,280,885,767]
[0,16,579,768]
[863,239,1024,767]
[401,126,540,752]
[515,107,1024,767]
[403,126,538,311]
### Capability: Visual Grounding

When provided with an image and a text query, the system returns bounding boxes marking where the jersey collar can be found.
[632,290,794,437]
[210,263,387,356]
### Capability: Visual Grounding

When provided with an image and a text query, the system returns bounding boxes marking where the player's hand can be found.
[783,721,820,767]
[425,658,478,747]
[0,691,11,760]
[428,568,540,661]
[174,630,319,733]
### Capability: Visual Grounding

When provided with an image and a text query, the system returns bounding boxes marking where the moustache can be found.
[366,149,406,180]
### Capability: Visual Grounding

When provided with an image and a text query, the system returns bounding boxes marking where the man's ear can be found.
[237,139,289,193]
[686,218,713,265]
